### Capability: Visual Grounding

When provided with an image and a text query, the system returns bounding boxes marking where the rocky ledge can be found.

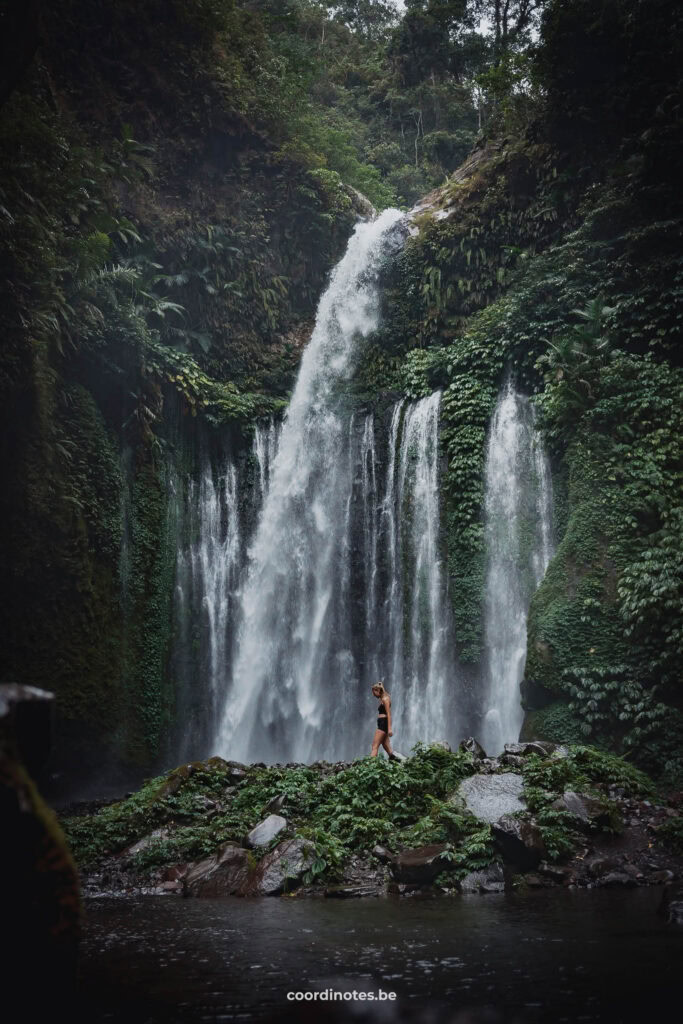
[60,740,683,920]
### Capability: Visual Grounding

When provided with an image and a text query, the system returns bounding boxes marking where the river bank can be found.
[60,741,683,904]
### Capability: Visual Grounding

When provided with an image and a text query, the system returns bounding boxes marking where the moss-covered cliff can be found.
[1,0,681,790]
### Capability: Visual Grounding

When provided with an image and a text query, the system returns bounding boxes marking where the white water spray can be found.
[480,383,554,754]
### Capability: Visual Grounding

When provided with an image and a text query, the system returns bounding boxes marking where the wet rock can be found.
[157,762,202,798]
[551,791,610,827]
[184,843,250,897]
[324,886,379,898]
[249,838,316,896]
[452,772,526,823]
[120,827,170,859]
[372,845,394,864]
[503,741,554,758]
[391,844,451,884]
[651,869,675,884]
[539,861,570,883]
[160,864,188,882]
[459,737,487,760]
[430,740,452,752]
[389,750,407,762]
[525,873,545,887]
[501,754,526,770]
[265,793,286,813]
[246,814,287,848]
[587,856,620,878]
[157,880,182,893]
[459,862,505,893]
[601,871,637,888]
[492,815,546,870]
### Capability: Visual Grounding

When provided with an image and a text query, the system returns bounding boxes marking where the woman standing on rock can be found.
[370,682,394,758]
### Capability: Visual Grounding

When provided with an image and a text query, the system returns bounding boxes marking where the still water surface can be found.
[78,888,680,1024]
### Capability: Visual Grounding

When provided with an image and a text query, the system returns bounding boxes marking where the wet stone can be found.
[492,815,546,870]
[391,844,451,884]
[246,814,287,848]
[459,862,505,894]
[184,843,250,897]
[453,772,526,823]
[250,838,316,896]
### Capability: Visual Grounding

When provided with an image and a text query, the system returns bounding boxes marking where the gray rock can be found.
[265,793,286,813]
[430,740,452,752]
[453,772,526,823]
[250,837,316,896]
[551,790,610,826]
[601,871,637,888]
[391,844,451,884]
[587,855,620,877]
[184,843,250,897]
[503,741,554,758]
[246,814,287,848]
[324,886,379,899]
[121,827,170,859]
[492,815,546,870]
[539,861,570,883]
[459,862,505,893]
[459,737,487,760]
[389,750,407,762]
[372,845,394,864]
[501,754,526,770]
[651,869,675,884]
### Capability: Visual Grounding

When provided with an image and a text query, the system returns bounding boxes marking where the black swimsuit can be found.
[377,701,388,731]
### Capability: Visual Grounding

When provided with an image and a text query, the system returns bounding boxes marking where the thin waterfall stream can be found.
[480,382,554,754]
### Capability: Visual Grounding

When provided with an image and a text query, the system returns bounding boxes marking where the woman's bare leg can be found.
[371,729,385,757]
[381,733,394,757]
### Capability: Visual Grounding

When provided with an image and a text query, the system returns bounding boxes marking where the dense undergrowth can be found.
[63,743,662,887]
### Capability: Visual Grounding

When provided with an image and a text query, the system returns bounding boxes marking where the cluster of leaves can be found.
[521,746,653,859]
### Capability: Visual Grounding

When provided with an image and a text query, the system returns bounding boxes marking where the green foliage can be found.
[522,745,653,859]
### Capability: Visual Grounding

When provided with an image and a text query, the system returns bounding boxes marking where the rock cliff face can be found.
[2,0,682,793]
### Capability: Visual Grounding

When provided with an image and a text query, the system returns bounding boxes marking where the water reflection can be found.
[77,888,681,1023]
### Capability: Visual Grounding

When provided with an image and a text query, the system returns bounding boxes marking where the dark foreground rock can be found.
[247,838,316,896]
[492,815,546,870]
[391,844,451,883]
[459,862,506,893]
[184,843,250,897]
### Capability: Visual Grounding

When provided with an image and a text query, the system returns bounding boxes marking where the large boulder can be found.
[391,844,451,884]
[459,862,506,893]
[246,814,287,848]
[184,843,250,897]
[492,815,546,870]
[249,838,316,896]
[452,772,526,823]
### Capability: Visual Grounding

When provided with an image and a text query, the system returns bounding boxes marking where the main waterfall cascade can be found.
[480,382,555,755]
[170,215,556,765]
[206,208,469,763]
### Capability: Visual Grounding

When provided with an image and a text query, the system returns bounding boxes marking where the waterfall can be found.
[480,382,554,755]
[211,210,464,763]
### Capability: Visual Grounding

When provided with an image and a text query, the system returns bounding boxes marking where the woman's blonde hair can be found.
[372,681,386,698]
